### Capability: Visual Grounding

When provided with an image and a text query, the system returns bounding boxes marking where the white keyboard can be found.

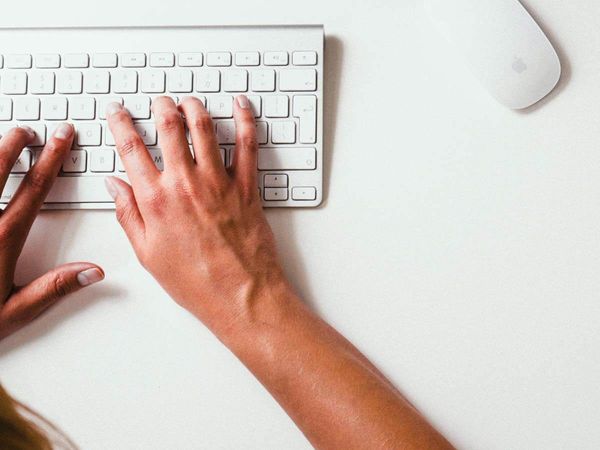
[0,26,324,209]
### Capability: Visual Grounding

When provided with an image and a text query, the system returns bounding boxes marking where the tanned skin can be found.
[0,97,454,450]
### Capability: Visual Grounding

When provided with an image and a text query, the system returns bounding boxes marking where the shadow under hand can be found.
[0,282,124,359]
[265,34,344,313]
[0,211,125,358]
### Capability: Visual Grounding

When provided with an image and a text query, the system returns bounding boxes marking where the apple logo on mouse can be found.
[512,57,527,74]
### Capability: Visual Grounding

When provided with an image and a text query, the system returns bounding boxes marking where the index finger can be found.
[2,123,74,237]
[106,102,159,190]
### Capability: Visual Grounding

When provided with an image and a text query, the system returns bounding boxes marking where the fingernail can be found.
[104,177,118,200]
[77,268,104,287]
[106,102,123,117]
[237,96,250,109]
[19,125,36,139]
[54,123,73,140]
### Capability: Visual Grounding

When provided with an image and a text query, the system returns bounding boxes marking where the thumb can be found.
[104,176,145,249]
[0,263,104,332]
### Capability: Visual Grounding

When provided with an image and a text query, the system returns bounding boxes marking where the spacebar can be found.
[1,176,114,204]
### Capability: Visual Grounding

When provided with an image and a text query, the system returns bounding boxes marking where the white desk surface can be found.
[1,1,599,449]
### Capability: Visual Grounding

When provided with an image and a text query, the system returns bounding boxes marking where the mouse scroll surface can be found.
[425,0,561,109]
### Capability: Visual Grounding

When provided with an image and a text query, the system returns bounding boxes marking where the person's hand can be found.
[0,124,104,340]
[105,96,287,336]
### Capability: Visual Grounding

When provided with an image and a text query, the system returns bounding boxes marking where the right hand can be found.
[105,96,288,336]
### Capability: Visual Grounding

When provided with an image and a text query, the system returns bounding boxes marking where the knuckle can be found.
[24,170,52,194]
[118,135,144,157]
[52,274,70,299]
[141,186,166,212]
[115,204,133,227]
[170,179,196,199]
[240,135,258,151]
[191,114,214,135]
[156,111,182,132]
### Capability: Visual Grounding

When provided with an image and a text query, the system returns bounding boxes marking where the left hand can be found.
[0,123,104,341]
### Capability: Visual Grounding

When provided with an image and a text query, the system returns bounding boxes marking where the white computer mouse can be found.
[425,0,561,110]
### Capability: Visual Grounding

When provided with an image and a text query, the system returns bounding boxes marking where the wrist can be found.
[194,269,301,349]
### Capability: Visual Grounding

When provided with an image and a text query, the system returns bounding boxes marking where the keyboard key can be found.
[2,176,113,203]
[0,124,14,137]
[279,69,317,92]
[293,95,317,144]
[216,121,235,144]
[247,95,262,118]
[264,188,288,201]
[168,70,193,93]
[104,127,116,146]
[195,69,220,92]
[26,124,47,146]
[29,71,56,94]
[57,71,83,94]
[235,52,260,66]
[178,53,203,67]
[35,54,61,68]
[62,150,87,173]
[265,95,289,118]
[148,148,164,170]
[292,51,318,66]
[258,147,316,170]
[291,186,317,201]
[206,52,232,67]
[208,95,233,118]
[76,123,102,146]
[124,96,151,119]
[264,51,289,66]
[70,97,96,120]
[271,121,296,144]
[64,53,89,68]
[133,122,157,145]
[92,53,118,68]
[11,150,32,173]
[98,96,123,119]
[2,72,27,95]
[264,174,288,188]
[0,98,13,121]
[84,71,110,94]
[14,98,40,121]
[90,149,115,172]
[6,54,32,69]
[112,70,138,94]
[42,97,68,120]
[256,121,268,144]
[141,70,166,93]
[223,69,248,92]
[121,53,146,68]
[150,53,175,67]
[251,69,276,92]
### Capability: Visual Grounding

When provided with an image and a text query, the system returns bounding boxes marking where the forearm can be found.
[218,281,454,450]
